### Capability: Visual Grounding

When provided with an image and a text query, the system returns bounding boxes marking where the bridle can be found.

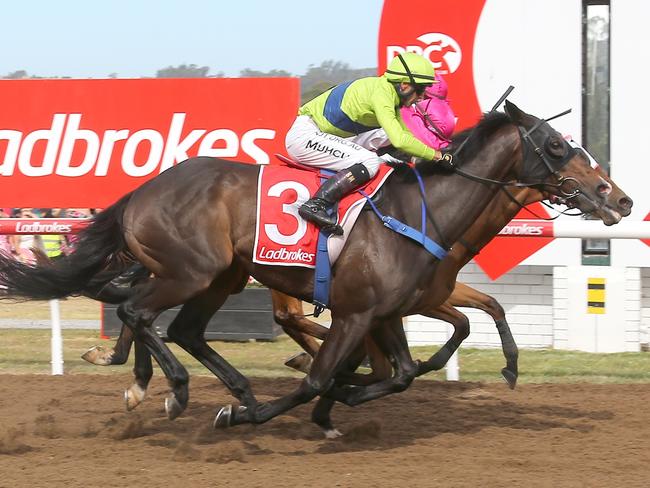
[516,110,581,200]
[446,108,581,201]
[416,102,585,247]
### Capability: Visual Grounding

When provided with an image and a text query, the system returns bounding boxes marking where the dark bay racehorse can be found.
[0,102,629,431]
[83,162,631,408]
[281,162,632,382]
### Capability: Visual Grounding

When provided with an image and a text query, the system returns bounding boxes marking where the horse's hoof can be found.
[214,405,233,429]
[324,428,343,439]
[284,352,312,374]
[501,368,518,390]
[81,346,114,366]
[164,395,184,420]
[124,384,146,411]
[214,405,247,429]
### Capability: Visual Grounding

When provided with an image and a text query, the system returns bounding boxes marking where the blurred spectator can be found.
[9,208,42,263]
[0,208,14,256]
[67,208,91,218]
[41,208,69,261]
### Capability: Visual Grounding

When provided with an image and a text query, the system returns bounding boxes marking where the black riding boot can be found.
[299,163,371,235]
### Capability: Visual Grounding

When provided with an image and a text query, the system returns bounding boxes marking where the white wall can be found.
[405,263,554,348]
[473,0,584,267]
[554,266,640,352]
[406,264,641,352]
[642,267,650,348]
[609,0,650,267]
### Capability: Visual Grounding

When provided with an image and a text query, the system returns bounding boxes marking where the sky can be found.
[1,0,384,79]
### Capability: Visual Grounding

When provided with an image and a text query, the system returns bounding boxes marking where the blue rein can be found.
[360,165,448,260]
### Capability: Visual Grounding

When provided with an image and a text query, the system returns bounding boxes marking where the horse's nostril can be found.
[619,197,633,210]
[597,183,611,196]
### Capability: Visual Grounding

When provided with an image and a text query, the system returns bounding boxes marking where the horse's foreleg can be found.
[310,337,387,438]
[416,302,469,376]
[82,323,135,366]
[118,277,202,421]
[448,282,518,388]
[324,317,418,408]
[270,290,329,373]
[325,337,392,386]
[215,311,374,428]
[272,290,395,383]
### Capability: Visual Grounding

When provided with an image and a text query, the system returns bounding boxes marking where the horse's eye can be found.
[544,137,567,158]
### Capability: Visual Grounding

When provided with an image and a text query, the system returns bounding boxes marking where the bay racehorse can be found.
[82,162,631,409]
[0,102,629,432]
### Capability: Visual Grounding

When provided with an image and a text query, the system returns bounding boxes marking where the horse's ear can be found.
[504,100,524,122]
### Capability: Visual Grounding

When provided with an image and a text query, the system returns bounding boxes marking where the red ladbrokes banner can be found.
[0,78,299,208]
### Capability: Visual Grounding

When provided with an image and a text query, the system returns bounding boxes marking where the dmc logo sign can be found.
[387,33,462,75]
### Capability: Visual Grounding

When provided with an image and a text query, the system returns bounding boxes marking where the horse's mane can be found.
[449,111,512,153]
[394,111,513,179]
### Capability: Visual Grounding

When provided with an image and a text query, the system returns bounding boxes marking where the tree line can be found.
[3,61,376,104]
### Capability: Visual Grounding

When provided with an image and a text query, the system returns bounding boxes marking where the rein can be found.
[406,89,580,256]
[499,187,584,221]
[446,110,580,199]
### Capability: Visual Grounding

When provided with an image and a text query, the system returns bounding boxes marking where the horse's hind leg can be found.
[167,273,259,411]
[448,282,519,388]
[81,319,154,411]
[272,291,394,382]
[118,277,211,420]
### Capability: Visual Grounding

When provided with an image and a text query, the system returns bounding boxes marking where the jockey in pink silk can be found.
[400,74,456,150]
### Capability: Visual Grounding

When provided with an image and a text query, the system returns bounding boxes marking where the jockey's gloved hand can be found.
[440,153,453,164]
[433,151,453,166]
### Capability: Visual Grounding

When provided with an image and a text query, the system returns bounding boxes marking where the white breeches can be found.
[285,115,385,177]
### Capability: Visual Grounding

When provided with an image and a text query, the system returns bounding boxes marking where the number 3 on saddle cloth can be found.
[253,156,394,314]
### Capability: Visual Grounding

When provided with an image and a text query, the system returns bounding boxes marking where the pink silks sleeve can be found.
[400,97,456,150]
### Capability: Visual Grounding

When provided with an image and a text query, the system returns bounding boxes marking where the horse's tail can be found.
[0,193,135,301]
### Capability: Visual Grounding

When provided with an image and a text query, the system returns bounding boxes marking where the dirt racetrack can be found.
[0,374,648,488]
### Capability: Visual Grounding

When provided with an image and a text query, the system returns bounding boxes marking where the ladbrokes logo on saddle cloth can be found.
[254,164,394,268]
